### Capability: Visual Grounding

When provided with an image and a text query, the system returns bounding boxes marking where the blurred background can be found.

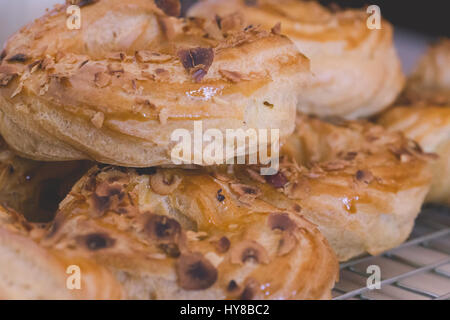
[0,0,448,73]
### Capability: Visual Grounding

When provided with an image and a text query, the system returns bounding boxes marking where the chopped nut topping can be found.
[191,67,207,82]
[144,214,182,243]
[215,236,230,253]
[89,181,126,217]
[263,101,274,108]
[7,53,29,63]
[136,51,172,63]
[76,232,116,251]
[28,60,42,72]
[218,13,245,33]
[265,171,288,188]
[0,73,17,87]
[107,52,126,61]
[79,60,89,69]
[355,170,374,185]
[135,97,156,109]
[231,240,270,265]
[176,252,218,290]
[389,146,413,162]
[91,112,105,129]
[150,171,182,195]
[219,70,242,83]
[230,183,261,203]
[267,213,296,232]
[94,72,111,88]
[154,68,169,81]
[154,0,181,17]
[158,243,181,258]
[245,168,265,183]
[107,63,124,74]
[322,160,348,171]
[177,47,214,82]
[271,22,282,35]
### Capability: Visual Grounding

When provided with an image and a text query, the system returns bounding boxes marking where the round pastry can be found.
[31,165,337,300]
[379,39,450,205]
[401,39,450,105]
[0,138,91,222]
[269,114,434,260]
[188,0,405,119]
[378,106,450,205]
[0,205,123,299]
[0,0,309,167]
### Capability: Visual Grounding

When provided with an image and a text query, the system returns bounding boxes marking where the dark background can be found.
[181,0,450,37]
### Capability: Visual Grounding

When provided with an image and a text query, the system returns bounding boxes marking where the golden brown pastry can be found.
[188,0,405,119]
[0,166,338,300]
[273,114,434,260]
[0,0,309,167]
[401,39,450,105]
[379,39,450,205]
[0,205,123,299]
[0,138,91,222]
[0,110,433,298]
[379,106,450,205]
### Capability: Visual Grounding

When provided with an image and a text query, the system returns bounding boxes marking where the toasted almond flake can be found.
[94,72,111,88]
[246,168,266,183]
[91,112,105,129]
[271,22,282,35]
[136,51,172,63]
[39,82,49,96]
[11,82,23,98]
[186,231,208,241]
[204,252,224,268]
[219,69,242,83]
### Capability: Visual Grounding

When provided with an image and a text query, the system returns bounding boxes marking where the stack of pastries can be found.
[0,0,446,300]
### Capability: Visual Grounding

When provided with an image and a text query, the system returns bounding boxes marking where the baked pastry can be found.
[0,138,91,222]
[379,106,450,205]
[401,39,450,105]
[0,109,432,298]
[273,114,433,260]
[0,204,123,299]
[0,0,309,167]
[0,166,338,300]
[188,0,405,119]
[379,39,450,205]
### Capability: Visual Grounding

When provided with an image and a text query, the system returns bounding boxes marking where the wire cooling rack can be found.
[332,204,450,300]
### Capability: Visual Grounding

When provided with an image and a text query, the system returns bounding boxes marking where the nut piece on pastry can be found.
[14,165,338,300]
[188,0,405,119]
[0,0,309,167]
[378,106,450,205]
[379,39,450,205]
[269,114,432,261]
[0,138,91,222]
[0,205,123,299]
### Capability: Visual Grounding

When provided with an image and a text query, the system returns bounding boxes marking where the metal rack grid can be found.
[333,204,450,300]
